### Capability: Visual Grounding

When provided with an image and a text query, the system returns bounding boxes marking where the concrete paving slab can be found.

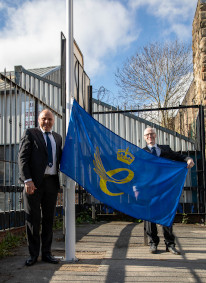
[0,222,205,283]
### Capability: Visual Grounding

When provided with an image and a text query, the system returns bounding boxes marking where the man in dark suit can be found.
[143,127,194,255]
[18,109,62,266]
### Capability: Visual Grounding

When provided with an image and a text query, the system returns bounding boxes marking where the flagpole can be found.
[64,0,76,261]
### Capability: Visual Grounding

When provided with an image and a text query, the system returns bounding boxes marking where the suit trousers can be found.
[145,221,175,247]
[23,175,58,257]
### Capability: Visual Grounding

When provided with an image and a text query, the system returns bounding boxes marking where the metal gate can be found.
[92,99,206,223]
[0,67,63,230]
[0,33,91,230]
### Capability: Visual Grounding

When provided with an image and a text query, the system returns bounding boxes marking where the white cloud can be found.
[0,0,138,76]
[74,0,138,74]
[0,0,65,70]
[0,0,197,85]
[129,0,197,40]
[129,0,197,19]
[169,24,192,40]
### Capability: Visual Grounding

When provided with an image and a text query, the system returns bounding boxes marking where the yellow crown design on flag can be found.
[117,147,135,165]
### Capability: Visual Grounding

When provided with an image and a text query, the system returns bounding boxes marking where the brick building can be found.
[175,0,206,138]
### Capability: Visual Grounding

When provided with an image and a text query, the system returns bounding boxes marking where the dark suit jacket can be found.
[18,127,62,188]
[143,144,187,163]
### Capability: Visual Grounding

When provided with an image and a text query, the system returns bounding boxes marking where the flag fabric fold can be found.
[60,99,188,227]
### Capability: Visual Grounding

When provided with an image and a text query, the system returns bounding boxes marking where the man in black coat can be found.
[18,109,62,266]
[143,127,194,255]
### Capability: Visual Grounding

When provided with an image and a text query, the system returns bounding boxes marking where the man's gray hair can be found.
[144,127,156,135]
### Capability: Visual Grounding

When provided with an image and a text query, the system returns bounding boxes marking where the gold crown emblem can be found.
[117,147,135,165]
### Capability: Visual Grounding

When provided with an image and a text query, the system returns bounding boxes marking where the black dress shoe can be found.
[149,244,157,254]
[25,256,38,266]
[42,254,59,264]
[166,246,180,255]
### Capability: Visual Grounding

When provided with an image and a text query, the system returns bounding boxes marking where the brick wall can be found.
[192,0,206,105]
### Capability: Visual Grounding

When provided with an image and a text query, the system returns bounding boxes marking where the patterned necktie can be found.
[45,132,53,167]
[151,146,157,156]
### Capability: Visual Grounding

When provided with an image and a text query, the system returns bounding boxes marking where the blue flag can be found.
[60,99,188,227]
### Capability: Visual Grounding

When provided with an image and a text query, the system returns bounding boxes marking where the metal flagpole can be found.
[64,0,76,261]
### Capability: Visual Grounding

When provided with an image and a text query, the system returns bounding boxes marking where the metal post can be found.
[61,32,66,236]
[199,105,206,222]
[143,221,148,246]
[64,0,76,262]
[87,86,95,220]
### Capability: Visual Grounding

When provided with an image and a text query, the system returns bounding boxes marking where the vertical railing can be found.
[0,69,63,230]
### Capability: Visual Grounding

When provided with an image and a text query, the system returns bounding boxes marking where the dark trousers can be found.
[23,175,58,257]
[145,221,175,247]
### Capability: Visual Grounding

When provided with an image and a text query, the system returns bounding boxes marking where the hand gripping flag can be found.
[60,99,188,227]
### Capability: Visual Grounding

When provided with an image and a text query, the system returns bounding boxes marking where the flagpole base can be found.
[61,256,79,263]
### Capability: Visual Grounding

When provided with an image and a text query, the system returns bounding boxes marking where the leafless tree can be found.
[115,40,193,128]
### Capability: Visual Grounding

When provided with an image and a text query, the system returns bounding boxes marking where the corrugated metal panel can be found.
[28,66,58,77]
[0,66,60,90]
[92,99,195,152]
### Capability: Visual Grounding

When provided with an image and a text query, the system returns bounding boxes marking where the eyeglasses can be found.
[144,133,155,137]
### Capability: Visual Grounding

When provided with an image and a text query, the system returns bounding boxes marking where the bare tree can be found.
[115,40,193,128]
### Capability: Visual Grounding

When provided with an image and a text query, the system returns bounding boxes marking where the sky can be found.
[0,0,198,104]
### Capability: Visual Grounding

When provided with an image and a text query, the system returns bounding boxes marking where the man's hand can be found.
[187,158,195,169]
[25,181,37,195]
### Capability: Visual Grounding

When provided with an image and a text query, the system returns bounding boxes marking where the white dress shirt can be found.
[147,144,161,157]
[41,129,57,175]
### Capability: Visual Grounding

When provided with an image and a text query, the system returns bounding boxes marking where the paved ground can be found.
[0,221,206,283]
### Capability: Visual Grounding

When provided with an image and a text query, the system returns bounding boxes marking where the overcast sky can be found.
[0,0,198,101]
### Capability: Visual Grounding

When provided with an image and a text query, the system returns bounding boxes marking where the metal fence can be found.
[92,99,206,220]
[0,60,205,230]
[0,67,63,230]
[0,40,91,230]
